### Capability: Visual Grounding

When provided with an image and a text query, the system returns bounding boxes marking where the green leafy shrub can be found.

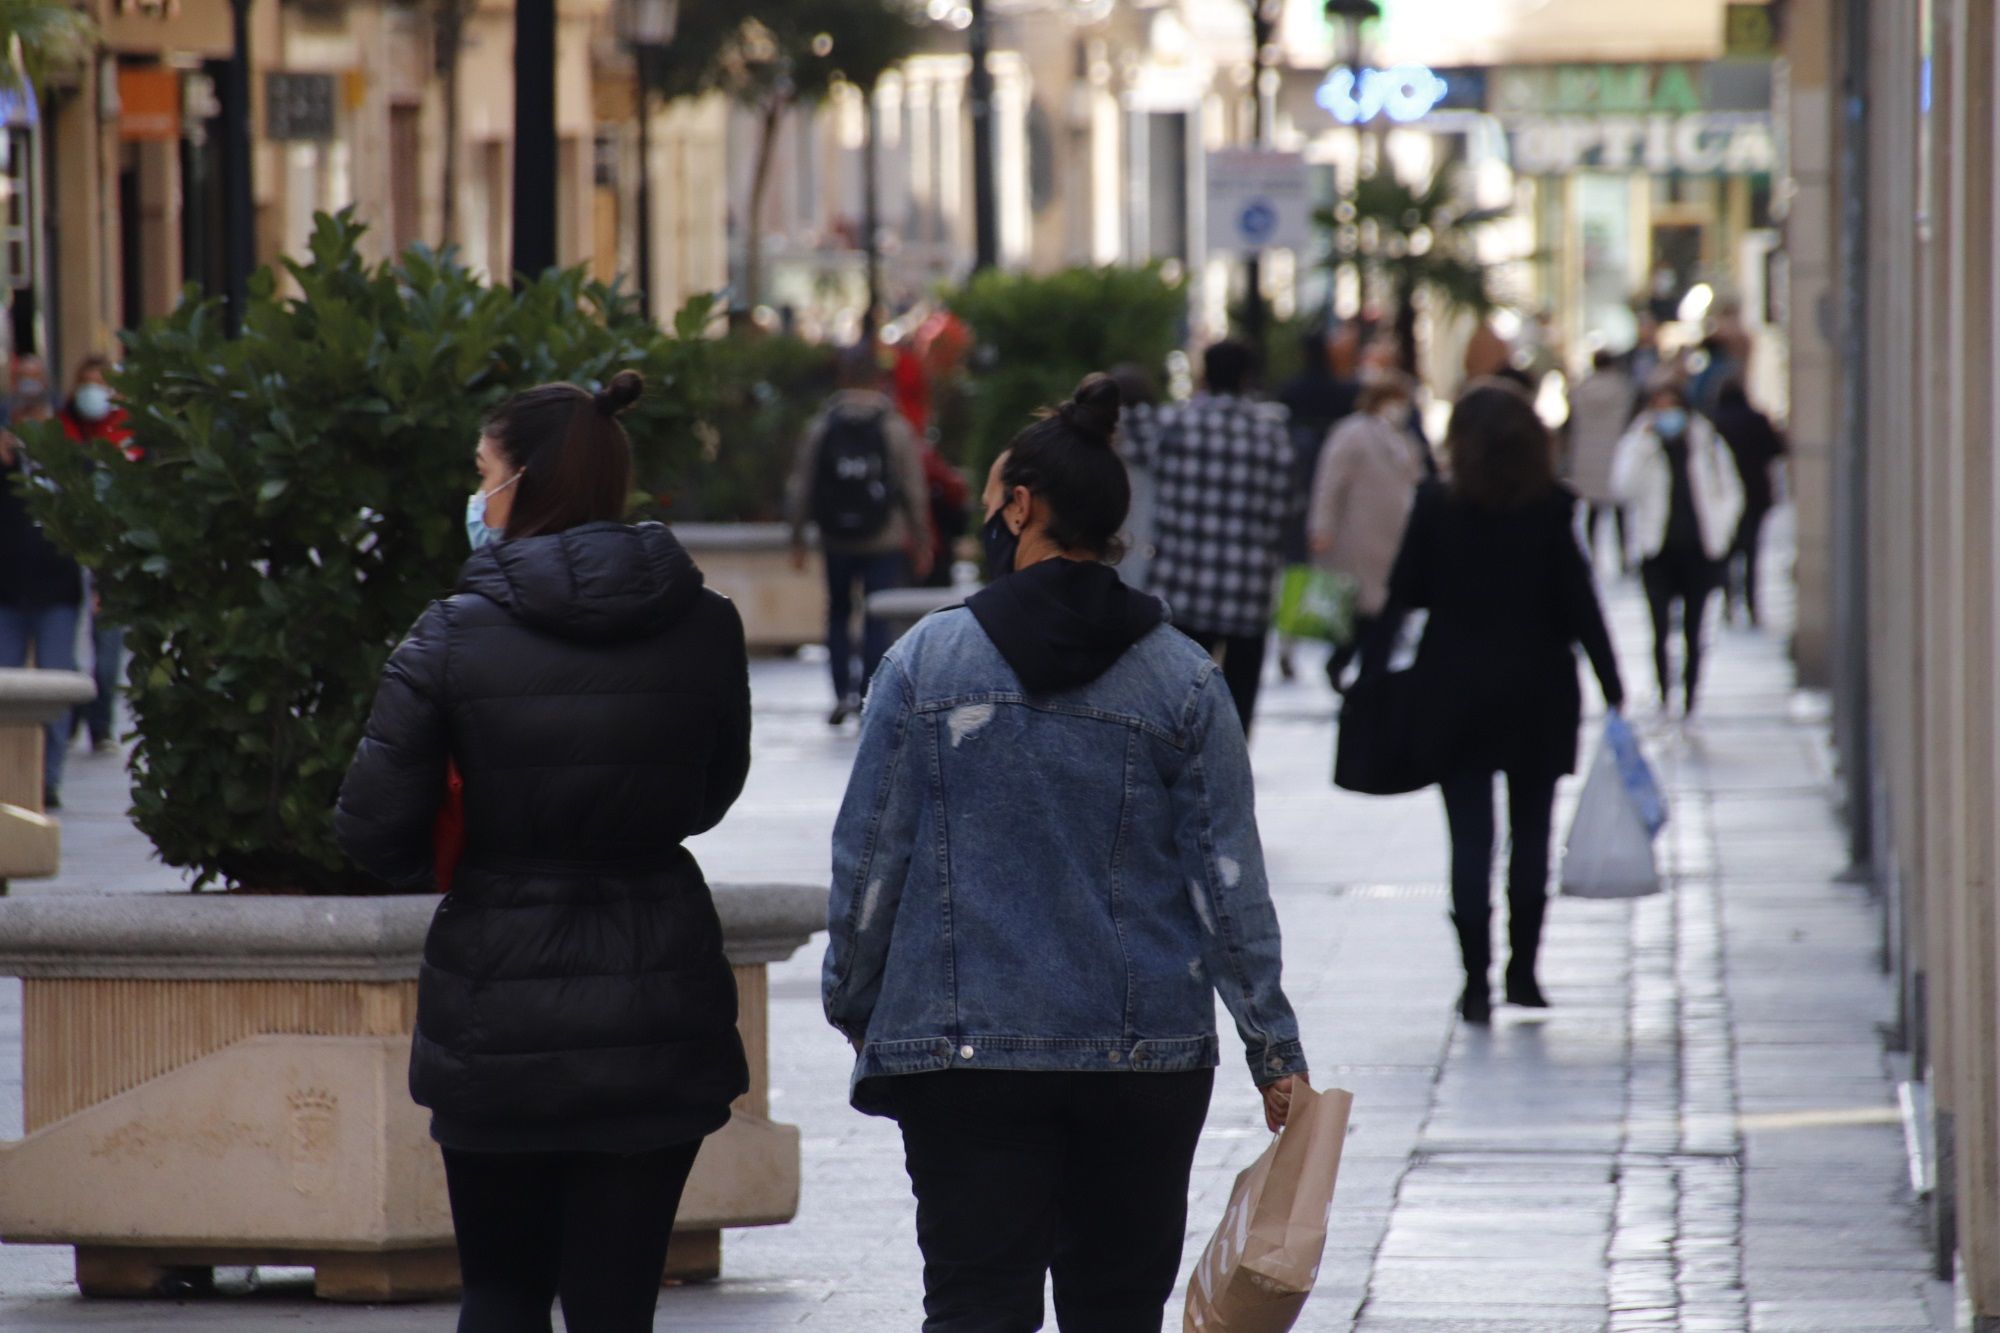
[652,331,838,522]
[20,211,716,893]
[946,265,1186,478]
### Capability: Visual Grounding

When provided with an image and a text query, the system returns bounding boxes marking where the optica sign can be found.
[1315,64,1449,125]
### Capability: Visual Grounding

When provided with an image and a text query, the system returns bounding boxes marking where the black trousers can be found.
[891,1069,1216,1333]
[440,1141,702,1333]
[1726,502,1771,624]
[1640,547,1719,710]
[1185,629,1267,734]
[1440,769,1559,985]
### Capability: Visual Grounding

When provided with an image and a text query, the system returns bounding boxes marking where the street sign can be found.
[1206,150,1311,256]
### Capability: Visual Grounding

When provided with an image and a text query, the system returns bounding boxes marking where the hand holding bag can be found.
[1184,1083,1355,1333]
[1333,613,1445,795]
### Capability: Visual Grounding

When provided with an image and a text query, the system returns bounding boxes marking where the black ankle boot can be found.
[1506,890,1549,1008]
[1504,966,1549,1008]
[1451,910,1492,1025]
[1459,982,1493,1025]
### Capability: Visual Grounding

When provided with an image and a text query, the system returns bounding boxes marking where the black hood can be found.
[458,521,706,643]
[966,558,1167,693]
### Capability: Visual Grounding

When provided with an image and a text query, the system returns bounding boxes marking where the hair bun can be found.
[1059,373,1122,444]
[595,369,645,417]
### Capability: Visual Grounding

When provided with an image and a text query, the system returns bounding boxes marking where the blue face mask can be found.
[1655,408,1688,439]
[465,472,521,550]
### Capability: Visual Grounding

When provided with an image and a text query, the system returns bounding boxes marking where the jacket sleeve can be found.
[1608,424,1652,504]
[694,597,753,836]
[1557,503,1625,710]
[1168,668,1309,1087]
[822,655,922,1042]
[783,419,824,548]
[334,602,452,888]
[1120,402,1161,468]
[1308,429,1354,549]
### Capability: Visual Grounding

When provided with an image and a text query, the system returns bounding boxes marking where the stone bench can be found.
[0,668,97,884]
[0,883,827,1301]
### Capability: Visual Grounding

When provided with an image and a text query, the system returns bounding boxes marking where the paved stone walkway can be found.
[0,516,1960,1329]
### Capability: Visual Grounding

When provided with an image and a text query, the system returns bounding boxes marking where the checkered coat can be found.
[1124,394,1295,639]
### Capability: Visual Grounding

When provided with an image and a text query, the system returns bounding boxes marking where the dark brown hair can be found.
[1357,370,1413,416]
[1000,373,1130,559]
[1445,380,1556,511]
[484,370,643,539]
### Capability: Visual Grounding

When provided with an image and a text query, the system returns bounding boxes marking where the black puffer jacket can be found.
[336,522,752,1153]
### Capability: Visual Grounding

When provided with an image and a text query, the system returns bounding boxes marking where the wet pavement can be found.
[0,514,1959,1330]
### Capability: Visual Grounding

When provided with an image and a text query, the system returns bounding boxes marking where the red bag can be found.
[432,762,465,893]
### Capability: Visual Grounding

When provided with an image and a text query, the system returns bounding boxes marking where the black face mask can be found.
[981,507,1020,583]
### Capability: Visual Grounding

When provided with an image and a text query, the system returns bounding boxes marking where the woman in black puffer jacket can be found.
[336,370,751,1333]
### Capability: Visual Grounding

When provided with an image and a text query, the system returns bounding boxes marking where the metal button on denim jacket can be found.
[821,608,1308,1112]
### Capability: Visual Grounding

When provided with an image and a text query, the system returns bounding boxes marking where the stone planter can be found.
[675,523,823,652]
[0,884,826,1301]
[0,668,97,883]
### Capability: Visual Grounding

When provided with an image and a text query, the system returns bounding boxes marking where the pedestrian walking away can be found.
[58,356,137,753]
[1122,339,1294,732]
[1611,381,1744,718]
[1709,379,1787,628]
[1308,369,1426,690]
[0,367,86,809]
[787,348,934,725]
[823,373,1309,1333]
[336,370,753,1333]
[1564,348,1638,573]
[1367,380,1625,1025]
[1275,326,1360,680]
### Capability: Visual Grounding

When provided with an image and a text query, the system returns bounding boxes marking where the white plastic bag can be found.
[1560,728,1661,898]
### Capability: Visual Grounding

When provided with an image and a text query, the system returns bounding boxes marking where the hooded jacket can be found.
[823,558,1307,1112]
[336,521,752,1153]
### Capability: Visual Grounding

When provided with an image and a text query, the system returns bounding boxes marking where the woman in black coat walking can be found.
[336,371,752,1333]
[1374,381,1625,1024]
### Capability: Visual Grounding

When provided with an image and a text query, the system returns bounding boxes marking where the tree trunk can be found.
[862,87,881,343]
[740,94,786,318]
[1394,272,1420,381]
[436,0,465,250]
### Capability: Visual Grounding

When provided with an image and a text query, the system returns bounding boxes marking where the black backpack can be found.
[811,408,896,542]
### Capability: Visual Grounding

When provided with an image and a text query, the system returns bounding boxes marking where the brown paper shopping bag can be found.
[1184,1083,1354,1333]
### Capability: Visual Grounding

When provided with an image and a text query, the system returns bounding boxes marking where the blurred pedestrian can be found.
[1612,382,1744,718]
[1709,380,1787,628]
[59,357,135,753]
[1566,349,1638,573]
[786,349,933,725]
[1108,362,1161,591]
[1122,339,1292,731]
[0,385,84,809]
[1309,369,1426,688]
[337,371,752,1333]
[824,374,1308,1331]
[916,441,968,590]
[1275,327,1360,680]
[1368,381,1625,1023]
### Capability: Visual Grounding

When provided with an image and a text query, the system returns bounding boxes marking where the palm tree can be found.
[1317,164,1508,380]
[433,0,472,249]
[0,0,95,91]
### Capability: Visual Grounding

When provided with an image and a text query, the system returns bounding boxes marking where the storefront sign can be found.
[1508,113,1776,176]
[1206,150,1311,255]
[1316,64,1449,125]
[1489,62,1771,117]
[117,67,181,142]
[266,72,337,141]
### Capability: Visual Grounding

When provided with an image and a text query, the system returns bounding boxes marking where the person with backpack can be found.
[788,349,933,725]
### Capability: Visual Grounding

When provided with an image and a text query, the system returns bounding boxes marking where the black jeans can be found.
[1440,769,1559,985]
[825,549,909,702]
[1726,502,1771,625]
[891,1069,1216,1332]
[1640,547,1719,710]
[1184,629,1267,734]
[440,1142,702,1333]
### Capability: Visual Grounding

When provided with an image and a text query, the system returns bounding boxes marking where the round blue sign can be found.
[1239,199,1278,243]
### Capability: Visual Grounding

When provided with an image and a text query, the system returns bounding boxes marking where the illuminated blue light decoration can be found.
[1316,64,1448,125]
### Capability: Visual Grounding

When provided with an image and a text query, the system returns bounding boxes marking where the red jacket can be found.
[60,406,139,460]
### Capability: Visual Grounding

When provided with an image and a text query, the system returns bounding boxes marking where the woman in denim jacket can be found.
[823,374,1309,1332]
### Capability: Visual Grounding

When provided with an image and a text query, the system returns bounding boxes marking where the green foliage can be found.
[0,0,96,90]
[946,265,1186,479]
[17,211,717,894]
[649,0,926,105]
[650,331,837,522]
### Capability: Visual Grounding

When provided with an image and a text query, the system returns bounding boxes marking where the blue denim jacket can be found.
[821,607,1308,1108]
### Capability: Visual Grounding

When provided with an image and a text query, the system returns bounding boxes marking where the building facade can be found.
[1786,0,2000,1321]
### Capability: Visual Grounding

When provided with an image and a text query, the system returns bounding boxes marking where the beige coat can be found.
[1307,412,1427,615]
[784,390,930,557]
[1566,367,1637,504]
